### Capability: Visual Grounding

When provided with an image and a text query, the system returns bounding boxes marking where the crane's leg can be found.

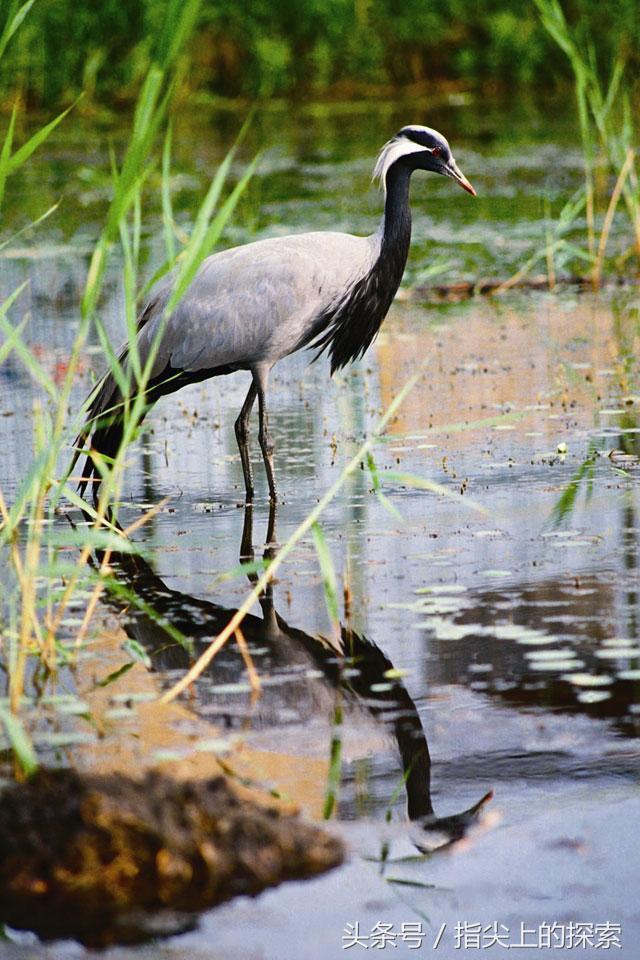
[254,369,277,504]
[239,500,254,563]
[234,381,257,501]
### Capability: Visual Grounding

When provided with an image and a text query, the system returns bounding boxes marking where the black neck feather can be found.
[311,163,412,373]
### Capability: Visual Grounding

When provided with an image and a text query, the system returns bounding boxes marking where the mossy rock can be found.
[0,768,344,946]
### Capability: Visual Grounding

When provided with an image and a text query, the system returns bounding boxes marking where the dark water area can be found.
[1,95,640,957]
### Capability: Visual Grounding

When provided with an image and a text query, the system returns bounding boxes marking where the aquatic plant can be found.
[534,0,639,285]
[0,0,234,770]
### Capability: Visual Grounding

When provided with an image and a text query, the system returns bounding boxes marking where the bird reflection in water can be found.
[98,503,492,852]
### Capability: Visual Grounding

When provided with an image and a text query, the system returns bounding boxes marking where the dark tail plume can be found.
[71,338,234,504]
[72,349,136,505]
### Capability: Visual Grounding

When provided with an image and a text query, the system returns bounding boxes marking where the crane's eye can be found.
[431,146,442,157]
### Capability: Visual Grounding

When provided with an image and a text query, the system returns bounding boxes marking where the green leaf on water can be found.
[386,877,437,889]
[364,854,430,865]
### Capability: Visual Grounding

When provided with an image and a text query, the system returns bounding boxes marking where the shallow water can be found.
[1,97,640,956]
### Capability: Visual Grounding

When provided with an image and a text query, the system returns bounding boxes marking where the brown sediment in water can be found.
[0,767,344,947]
[409,273,640,303]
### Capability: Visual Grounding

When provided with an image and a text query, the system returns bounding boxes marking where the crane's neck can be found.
[309,161,414,373]
[378,162,412,269]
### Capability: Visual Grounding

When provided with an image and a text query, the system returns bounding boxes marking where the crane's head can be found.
[374,125,476,197]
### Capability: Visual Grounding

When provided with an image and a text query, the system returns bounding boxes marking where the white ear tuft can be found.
[372,137,429,192]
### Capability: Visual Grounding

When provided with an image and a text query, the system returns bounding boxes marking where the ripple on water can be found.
[528,659,586,672]
[577,690,612,704]
[616,669,640,681]
[596,648,640,660]
[562,673,613,687]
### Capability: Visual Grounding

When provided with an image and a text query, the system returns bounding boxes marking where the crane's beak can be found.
[446,159,477,197]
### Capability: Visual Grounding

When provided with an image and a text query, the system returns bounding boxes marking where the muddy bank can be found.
[0,768,344,947]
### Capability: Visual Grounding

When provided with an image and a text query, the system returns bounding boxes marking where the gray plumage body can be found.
[75,124,475,503]
[135,229,379,378]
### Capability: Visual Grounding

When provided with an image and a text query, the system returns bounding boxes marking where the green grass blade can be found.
[311,521,340,627]
[384,469,488,514]
[121,639,152,668]
[96,662,135,688]
[0,103,17,209]
[155,0,202,68]
[93,314,130,398]
[6,98,80,177]
[0,278,28,318]
[0,201,60,253]
[0,0,35,62]
[0,314,28,366]
[167,120,255,312]
[366,451,404,522]
[0,301,58,399]
[161,124,176,262]
[195,154,260,255]
[549,444,599,527]
[0,707,38,777]
[50,528,141,554]
[322,703,343,819]
[105,578,193,650]
[165,149,237,309]
[212,558,270,584]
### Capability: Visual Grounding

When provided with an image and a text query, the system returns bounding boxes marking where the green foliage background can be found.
[1,0,638,107]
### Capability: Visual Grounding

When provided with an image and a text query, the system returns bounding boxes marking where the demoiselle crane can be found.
[75,125,475,504]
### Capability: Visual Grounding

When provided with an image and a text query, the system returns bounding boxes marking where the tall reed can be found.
[534,0,639,284]
[0,0,257,761]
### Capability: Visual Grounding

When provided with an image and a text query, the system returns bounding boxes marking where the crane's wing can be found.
[136,231,377,377]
